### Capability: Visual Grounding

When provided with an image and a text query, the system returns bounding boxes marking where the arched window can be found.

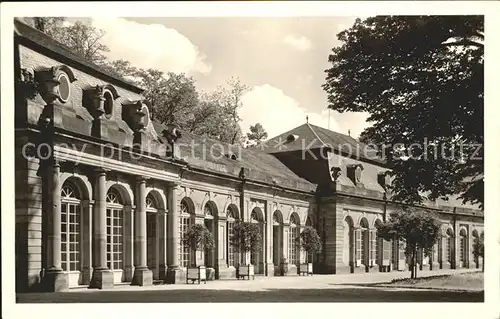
[459,228,467,265]
[146,193,158,272]
[106,188,124,271]
[272,211,283,265]
[204,203,215,267]
[360,218,369,266]
[179,199,193,267]
[57,72,71,103]
[288,214,300,265]
[103,90,114,119]
[250,209,264,268]
[226,205,237,267]
[61,182,81,272]
[446,228,454,263]
[146,193,158,237]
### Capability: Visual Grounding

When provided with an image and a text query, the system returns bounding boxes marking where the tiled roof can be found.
[152,121,317,193]
[14,18,143,93]
[263,123,384,164]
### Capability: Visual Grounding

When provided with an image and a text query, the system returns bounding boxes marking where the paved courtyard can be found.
[16,269,483,303]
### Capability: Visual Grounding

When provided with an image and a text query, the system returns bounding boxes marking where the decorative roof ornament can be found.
[331,166,342,181]
[346,163,364,186]
[162,124,182,144]
[35,65,77,105]
[84,84,120,119]
[122,99,150,132]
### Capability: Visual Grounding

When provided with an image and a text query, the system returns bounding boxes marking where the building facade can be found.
[14,19,484,292]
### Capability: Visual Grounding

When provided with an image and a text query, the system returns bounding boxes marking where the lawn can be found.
[385,271,484,291]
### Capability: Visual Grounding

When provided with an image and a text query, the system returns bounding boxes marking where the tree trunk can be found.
[414,249,418,279]
[410,249,416,279]
[482,256,484,272]
[194,249,197,268]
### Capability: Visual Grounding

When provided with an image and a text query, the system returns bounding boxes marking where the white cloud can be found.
[91,18,212,75]
[283,34,312,51]
[240,84,340,139]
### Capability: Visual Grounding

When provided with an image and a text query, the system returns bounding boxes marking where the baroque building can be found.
[14,19,484,292]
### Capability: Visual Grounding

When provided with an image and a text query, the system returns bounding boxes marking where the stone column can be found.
[158,210,167,280]
[265,203,274,276]
[42,161,69,292]
[216,215,227,278]
[453,224,459,269]
[468,231,474,269]
[166,184,182,284]
[281,224,289,275]
[123,205,134,282]
[89,168,113,289]
[81,200,92,285]
[132,177,153,286]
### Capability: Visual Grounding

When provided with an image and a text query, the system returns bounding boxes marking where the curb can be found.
[372,284,483,293]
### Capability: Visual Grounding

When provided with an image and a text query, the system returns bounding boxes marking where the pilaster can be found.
[41,161,69,292]
[166,184,183,284]
[89,168,113,289]
[131,176,153,286]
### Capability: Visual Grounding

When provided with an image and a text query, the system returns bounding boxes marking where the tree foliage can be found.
[377,209,441,278]
[182,224,215,267]
[26,17,66,37]
[298,226,322,262]
[472,231,484,271]
[323,16,484,208]
[25,18,251,145]
[200,77,249,144]
[246,123,268,145]
[231,222,263,258]
[28,18,110,64]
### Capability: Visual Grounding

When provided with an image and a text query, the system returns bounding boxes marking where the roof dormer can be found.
[346,163,364,186]
[377,171,391,190]
[286,134,299,142]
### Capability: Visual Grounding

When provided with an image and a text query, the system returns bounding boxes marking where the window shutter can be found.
[355,229,361,266]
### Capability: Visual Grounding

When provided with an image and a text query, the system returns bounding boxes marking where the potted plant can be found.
[297,226,322,276]
[182,223,215,284]
[231,221,262,280]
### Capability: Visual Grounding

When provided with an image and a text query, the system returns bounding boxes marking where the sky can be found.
[86,17,371,139]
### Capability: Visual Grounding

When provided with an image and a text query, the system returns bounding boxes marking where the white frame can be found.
[60,183,82,287]
[103,89,114,119]
[106,189,124,282]
[57,72,71,103]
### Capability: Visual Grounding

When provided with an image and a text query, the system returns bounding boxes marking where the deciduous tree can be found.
[323,16,484,208]
[472,231,484,272]
[25,18,251,145]
[182,224,215,268]
[231,222,263,265]
[298,226,322,263]
[377,209,441,278]
[246,123,268,145]
[25,17,66,37]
